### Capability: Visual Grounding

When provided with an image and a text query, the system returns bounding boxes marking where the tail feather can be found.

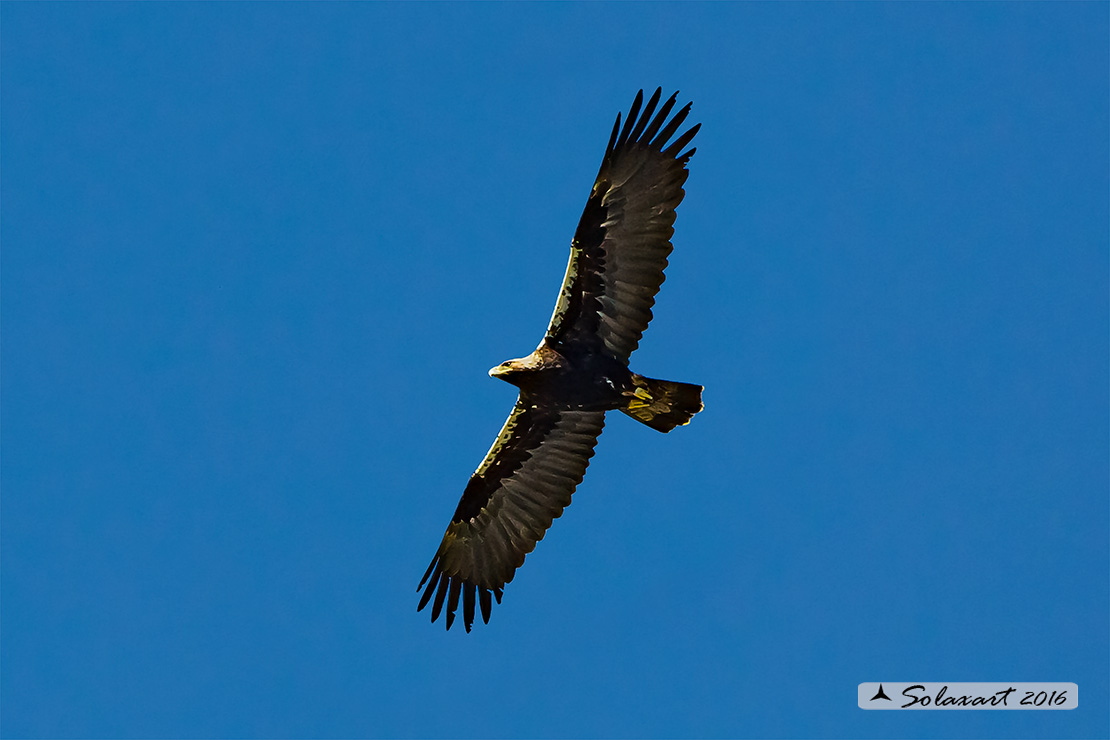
[620,374,704,433]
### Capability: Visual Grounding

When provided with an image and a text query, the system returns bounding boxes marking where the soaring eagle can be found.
[418,89,703,631]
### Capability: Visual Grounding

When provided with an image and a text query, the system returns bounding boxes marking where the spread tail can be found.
[620,374,704,433]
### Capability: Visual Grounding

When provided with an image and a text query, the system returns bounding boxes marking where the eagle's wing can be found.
[417,398,606,631]
[544,88,700,363]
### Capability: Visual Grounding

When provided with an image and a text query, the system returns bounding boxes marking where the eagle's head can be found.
[489,347,565,384]
[488,356,536,382]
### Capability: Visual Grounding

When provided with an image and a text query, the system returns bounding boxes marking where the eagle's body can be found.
[490,346,631,410]
[419,89,703,631]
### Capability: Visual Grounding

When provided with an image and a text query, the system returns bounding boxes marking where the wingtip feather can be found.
[663,121,701,158]
[445,579,461,630]
[463,583,476,632]
[606,113,621,157]
[430,575,450,621]
[417,553,438,591]
[652,101,693,151]
[627,87,662,144]
[617,89,644,148]
[479,588,492,624]
[641,91,679,144]
[417,566,439,612]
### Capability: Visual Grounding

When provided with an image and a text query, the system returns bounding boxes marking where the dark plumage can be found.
[418,89,704,631]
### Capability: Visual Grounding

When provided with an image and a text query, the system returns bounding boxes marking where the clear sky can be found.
[3,3,1107,739]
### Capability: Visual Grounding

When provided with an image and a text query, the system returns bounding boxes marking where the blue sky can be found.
[2,3,1107,739]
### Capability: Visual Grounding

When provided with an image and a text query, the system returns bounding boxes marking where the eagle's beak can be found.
[489,364,508,378]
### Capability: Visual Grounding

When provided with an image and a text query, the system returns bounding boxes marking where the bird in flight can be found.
[418,88,704,631]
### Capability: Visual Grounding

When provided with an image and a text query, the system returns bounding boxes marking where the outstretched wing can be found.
[544,88,700,363]
[418,399,606,631]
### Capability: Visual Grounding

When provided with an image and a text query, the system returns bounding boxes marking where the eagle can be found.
[418,88,703,631]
